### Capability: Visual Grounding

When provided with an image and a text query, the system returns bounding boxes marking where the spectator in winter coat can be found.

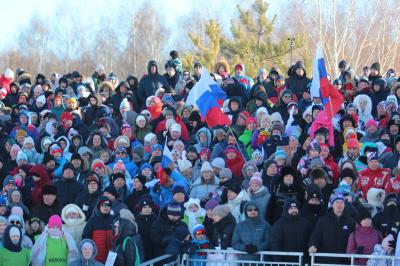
[29,164,52,207]
[74,174,101,219]
[112,218,141,266]
[82,196,114,264]
[61,204,87,245]
[135,197,157,261]
[346,207,382,265]
[137,60,168,108]
[247,173,270,221]
[31,185,61,224]
[234,64,254,91]
[150,203,188,257]
[301,184,326,227]
[286,61,311,100]
[69,239,104,266]
[373,194,400,237]
[183,198,206,233]
[53,162,84,209]
[357,152,391,199]
[308,193,355,264]
[232,201,271,261]
[270,199,312,263]
[190,162,219,205]
[210,205,237,249]
[0,225,30,266]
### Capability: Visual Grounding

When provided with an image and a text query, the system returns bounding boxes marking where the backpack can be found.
[122,237,140,266]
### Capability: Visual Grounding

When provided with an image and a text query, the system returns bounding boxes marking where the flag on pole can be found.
[186,68,231,127]
[161,141,173,168]
[310,43,329,105]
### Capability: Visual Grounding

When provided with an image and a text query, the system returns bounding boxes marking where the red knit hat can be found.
[347,138,359,149]
[92,159,106,172]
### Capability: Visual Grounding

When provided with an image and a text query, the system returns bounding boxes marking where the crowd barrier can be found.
[140,250,400,266]
[310,252,400,266]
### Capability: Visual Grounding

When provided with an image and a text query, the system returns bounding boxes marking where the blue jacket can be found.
[108,157,138,179]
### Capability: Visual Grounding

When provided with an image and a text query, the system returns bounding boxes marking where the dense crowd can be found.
[0,50,400,265]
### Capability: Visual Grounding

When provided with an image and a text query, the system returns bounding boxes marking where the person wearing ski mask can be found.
[30,214,79,266]
[0,225,30,266]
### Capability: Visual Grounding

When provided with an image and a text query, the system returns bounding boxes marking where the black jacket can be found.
[53,177,84,209]
[373,204,400,237]
[285,62,311,100]
[150,207,188,256]
[31,200,62,223]
[270,199,312,261]
[137,61,168,106]
[211,213,237,249]
[126,188,150,214]
[113,219,143,266]
[136,213,157,261]
[308,210,355,264]
[74,189,100,219]
[301,203,326,227]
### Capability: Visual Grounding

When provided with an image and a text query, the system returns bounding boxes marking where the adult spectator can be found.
[53,162,84,209]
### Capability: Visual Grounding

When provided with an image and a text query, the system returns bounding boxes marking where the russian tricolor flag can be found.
[161,142,173,168]
[186,68,231,127]
[310,43,329,105]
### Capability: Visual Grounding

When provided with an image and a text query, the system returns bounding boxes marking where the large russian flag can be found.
[310,43,329,104]
[161,141,173,168]
[186,68,231,127]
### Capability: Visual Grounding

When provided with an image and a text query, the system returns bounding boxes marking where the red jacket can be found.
[385,176,400,194]
[357,167,391,198]
[323,155,340,185]
[155,117,189,141]
[29,164,52,207]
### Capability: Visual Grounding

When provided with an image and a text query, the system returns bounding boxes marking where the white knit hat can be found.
[200,161,213,173]
[4,68,14,79]
[170,123,181,133]
[211,157,225,169]
[178,157,192,172]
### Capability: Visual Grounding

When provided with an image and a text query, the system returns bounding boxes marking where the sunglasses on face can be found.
[10,220,21,225]
[101,203,111,208]
[247,208,258,212]
[116,152,125,155]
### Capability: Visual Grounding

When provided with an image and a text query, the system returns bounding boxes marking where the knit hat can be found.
[357,207,372,223]
[62,162,75,173]
[136,197,155,211]
[3,175,15,187]
[97,196,112,209]
[23,137,34,147]
[341,168,356,180]
[112,173,125,183]
[16,129,27,138]
[119,98,130,110]
[48,215,62,228]
[305,184,322,202]
[16,151,28,162]
[371,62,381,72]
[144,133,156,143]
[192,224,206,237]
[211,157,225,169]
[249,173,263,187]
[134,174,147,187]
[91,159,106,172]
[113,160,126,173]
[347,138,359,149]
[227,183,242,195]
[335,180,352,196]
[200,161,213,173]
[29,216,41,225]
[274,147,287,160]
[205,198,219,210]
[178,157,192,172]
[366,119,378,129]
[367,152,379,163]
[43,154,54,164]
[172,186,186,196]
[219,168,232,180]
[170,123,181,133]
[42,185,57,195]
[167,203,182,216]
[329,193,345,207]
[211,205,231,218]
[246,117,257,127]
[86,174,100,185]
[103,185,120,199]
[49,144,62,156]
[309,157,325,169]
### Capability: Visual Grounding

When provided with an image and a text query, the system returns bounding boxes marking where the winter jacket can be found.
[189,176,219,203]
[82,199,114,264]
[286,61,311,100]
[136,213,157,261]
[373,199,400,237]
[53,177,84,209]
[270,199,312,262]
[150,207,188,257]
[357,167,391,198]
[232,201,271,260]
[248,186,270,222]
[210,213,237,249]
[308,210,355,264]
[29,164,52,207]
[346,224,382,265]
[113,219,142,266]
[137,61,168,105]
[74,189,100,219]
[301,203,327,227]
[70,239,104,266]
[126,188,150,213]
[234,64,254,91]
[31,200,62,224]
[108,157,138,181]
[61,204,87,245]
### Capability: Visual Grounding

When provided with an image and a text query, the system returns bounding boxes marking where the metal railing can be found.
[139,254,181,266]
[310,252,400,266]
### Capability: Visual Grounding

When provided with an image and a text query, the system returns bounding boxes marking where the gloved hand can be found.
[188,244,199,256]
[245,244,258,254]
[153,183,160,193]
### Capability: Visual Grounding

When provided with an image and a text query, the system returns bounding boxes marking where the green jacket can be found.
[239,129,253,159]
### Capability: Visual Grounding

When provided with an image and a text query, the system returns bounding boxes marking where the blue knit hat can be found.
[274,147,287,160]
[329,193,345,207]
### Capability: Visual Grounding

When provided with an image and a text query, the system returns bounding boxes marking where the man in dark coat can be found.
[137,60,168,108]
[136,197,158,261]
[373,194,400,237]
[150,203,188,257]
[270,199,312,263]
[286,61,311,101]
[31,184,61,223]
[308,193,355,264]
[209,205,237,249]
[53,162,84,209]
[301,184,326,227]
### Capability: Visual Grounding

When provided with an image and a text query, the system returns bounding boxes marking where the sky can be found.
[1,0,280,51]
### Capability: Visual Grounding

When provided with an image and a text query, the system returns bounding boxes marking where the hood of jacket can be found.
[61,203,86,225]
[78,239,98,262]
[147,60,158,76]
[354,94,372,116]
[196,127,212,147]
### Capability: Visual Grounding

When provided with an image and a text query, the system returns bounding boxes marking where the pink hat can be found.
[113,160,126,173]
[48,215,62,228]
[249,172,263,187]
[366,119,378,129]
